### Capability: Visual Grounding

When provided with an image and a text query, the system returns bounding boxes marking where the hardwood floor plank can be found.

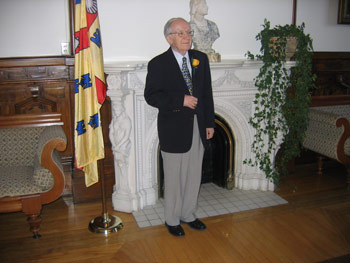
[265,212,326,262]
[243,219,296,262]
[216,221,263,262]
[228,220,273,262]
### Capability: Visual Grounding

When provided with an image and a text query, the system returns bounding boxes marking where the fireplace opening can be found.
[158,114,235,198]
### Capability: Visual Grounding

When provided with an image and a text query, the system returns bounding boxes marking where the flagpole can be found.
[84,123,123,235]
[88,159,123,234]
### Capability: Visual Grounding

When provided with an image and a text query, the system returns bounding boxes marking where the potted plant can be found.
[244,19,316,185]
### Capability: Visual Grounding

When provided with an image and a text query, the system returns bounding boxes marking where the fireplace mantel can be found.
[105,59,290,213]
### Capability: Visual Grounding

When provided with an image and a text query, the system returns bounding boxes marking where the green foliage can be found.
[244,19,316,185]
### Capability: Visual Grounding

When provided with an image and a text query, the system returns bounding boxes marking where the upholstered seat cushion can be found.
[0,166,45,197]
[0,127,44,167]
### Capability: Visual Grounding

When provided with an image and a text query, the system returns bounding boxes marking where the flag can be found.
[74,0,106,187]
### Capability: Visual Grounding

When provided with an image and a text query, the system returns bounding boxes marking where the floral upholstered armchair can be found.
[0,114,67,238]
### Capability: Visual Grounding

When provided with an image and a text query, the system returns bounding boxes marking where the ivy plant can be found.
[244,19,316,185]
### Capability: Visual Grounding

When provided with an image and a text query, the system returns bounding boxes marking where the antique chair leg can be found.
[21,195,42,238]
[317,156,325,176]
[27,214,42,239]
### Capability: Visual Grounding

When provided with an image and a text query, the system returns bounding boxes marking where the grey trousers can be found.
[161,115,205,226]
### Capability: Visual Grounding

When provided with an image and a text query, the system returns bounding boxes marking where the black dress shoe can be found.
[181,219,206,231]
[165,222,185,237]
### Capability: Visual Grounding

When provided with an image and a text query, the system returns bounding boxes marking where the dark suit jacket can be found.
[144,48,215,153]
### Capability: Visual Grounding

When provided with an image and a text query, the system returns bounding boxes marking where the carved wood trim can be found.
[0,113,63,128]
[0,57,74,68]
[312,52,350,60]
[40,137,67,204]
[14,86,58,113]
[311,95,350,107]
[0,197,22,212]
[336,117,350,165]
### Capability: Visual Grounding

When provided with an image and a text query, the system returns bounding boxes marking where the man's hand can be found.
[184,95,198,109]
[206,128,214,139]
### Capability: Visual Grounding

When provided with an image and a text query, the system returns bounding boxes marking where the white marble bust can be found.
[189,0,221,62]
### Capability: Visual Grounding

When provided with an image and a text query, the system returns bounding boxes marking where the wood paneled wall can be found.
[0,57,114,202]
[311,52,350,106]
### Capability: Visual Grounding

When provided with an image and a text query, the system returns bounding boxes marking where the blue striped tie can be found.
[181,57,193,95]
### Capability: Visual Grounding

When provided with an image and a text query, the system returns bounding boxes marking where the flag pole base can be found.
[88,213,123,234]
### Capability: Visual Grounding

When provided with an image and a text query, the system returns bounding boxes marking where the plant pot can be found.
[285,37,298,61]
[269,36,298,61]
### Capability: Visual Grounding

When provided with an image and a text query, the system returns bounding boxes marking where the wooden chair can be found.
[0,113,67,238]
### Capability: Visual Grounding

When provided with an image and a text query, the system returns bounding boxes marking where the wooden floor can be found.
[1,162,350,263]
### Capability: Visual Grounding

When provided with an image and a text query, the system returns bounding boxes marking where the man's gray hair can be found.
[163,17,188,37]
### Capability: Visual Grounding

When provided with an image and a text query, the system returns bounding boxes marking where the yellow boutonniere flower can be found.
[192,59,200,68]
[192,58,200,75]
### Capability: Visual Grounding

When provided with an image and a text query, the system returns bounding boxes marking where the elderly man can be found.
[144,17,215,237]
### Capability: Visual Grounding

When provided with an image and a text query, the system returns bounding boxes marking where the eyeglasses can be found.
[169,30,194,38]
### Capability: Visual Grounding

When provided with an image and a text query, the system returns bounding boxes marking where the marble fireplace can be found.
[105,60,284,213]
